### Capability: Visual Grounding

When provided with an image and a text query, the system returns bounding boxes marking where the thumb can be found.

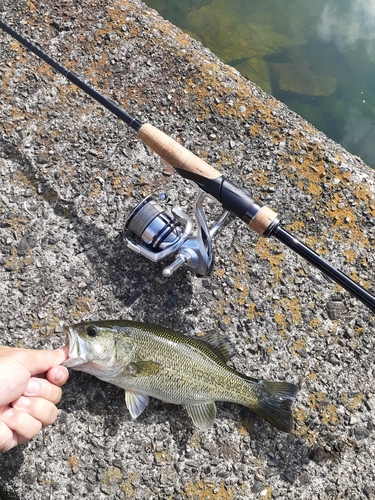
[19,347,69,376]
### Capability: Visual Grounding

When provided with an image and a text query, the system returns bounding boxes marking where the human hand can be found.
[0,346,69,452]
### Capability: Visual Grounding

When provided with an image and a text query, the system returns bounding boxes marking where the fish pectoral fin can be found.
[128,360,162,376]
[184,402,217,431]
[125,391,149,418]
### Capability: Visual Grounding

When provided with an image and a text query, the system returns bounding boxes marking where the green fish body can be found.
[64,320,298,432]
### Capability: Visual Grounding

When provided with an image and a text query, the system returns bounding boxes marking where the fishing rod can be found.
[1,20,375,314]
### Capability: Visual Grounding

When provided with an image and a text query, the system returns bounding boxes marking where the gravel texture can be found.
[1,1,375,499]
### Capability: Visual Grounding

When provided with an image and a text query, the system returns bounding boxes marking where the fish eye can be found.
[87,326,98,337]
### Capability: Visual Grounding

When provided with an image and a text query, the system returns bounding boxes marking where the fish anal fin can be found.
[199,332,234,363]
[184,401,217,431]
[125,391,149,418]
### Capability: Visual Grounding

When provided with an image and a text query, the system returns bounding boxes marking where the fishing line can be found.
[1,20,375,313]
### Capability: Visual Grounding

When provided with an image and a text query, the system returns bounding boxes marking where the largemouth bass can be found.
[64,320,298,433]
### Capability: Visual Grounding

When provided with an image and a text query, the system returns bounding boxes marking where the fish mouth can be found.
[62,325,88,368]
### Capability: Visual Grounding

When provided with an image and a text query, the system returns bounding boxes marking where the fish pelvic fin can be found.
[125,390,149,418]
[184,401,217,431]
[255,381,299,433]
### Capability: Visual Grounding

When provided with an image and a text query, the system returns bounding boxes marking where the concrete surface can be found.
[0,0,374,498]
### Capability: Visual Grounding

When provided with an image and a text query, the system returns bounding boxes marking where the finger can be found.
[1,408,42,443]
[12,396,58,427]
[46,365,69,387]
[23,378,63,404]
[0,418,18,452]
[14,347,69,377]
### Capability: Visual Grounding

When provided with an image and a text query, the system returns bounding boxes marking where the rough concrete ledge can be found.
[0,0,374,499]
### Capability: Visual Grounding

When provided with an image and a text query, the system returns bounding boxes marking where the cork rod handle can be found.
[249,206,279,236]
[138,123,221,180]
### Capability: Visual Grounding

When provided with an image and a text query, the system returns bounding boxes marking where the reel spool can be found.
[124,183,230,277]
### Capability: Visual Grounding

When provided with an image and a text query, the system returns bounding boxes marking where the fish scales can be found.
[119,323,261,407]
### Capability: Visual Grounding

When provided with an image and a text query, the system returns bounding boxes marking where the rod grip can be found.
[249,206,279,236]
[138,123,221,180]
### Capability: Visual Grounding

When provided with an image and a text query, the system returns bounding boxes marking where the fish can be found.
[63,320,298,433]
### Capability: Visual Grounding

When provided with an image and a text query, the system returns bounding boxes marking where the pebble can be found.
[252,481,264,493]
[365,397,375,411]
[364,485,374,498]
[354,426,370,440]
[225,276,235,288]
[218,320,228,331]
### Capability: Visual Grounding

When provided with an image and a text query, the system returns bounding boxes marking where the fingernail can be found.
[13,397,31,410]
[25,378,40,396]
[54,366,66,383]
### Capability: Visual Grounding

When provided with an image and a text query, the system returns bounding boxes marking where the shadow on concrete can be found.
[0,138,194,319]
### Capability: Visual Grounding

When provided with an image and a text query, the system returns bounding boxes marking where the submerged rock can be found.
[270,45,337,96]
[271,60,337,96]
[186,0,322,90]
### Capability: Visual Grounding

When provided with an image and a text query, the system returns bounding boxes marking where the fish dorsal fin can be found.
[199,332,234,363]
[128,360,162,376]
[125,391,149,418]
[184,402,217,431]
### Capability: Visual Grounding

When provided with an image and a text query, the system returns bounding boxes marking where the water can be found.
[144,0,375,168]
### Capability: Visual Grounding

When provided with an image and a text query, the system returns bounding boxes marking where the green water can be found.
[144,0,375,168]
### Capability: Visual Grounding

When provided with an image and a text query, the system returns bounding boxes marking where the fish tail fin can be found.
[252,381,298,433]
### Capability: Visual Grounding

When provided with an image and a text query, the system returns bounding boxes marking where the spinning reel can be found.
[124,183,230,277]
